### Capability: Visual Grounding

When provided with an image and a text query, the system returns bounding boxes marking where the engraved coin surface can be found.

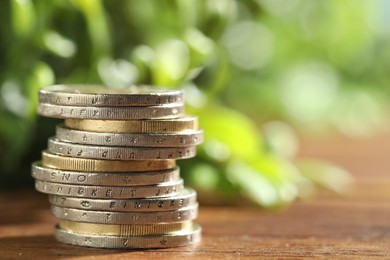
[33,85,203,249]
[38,103,184,120]
[32,162,180,186]
[49,188,197,212]
[35,179,184,199]
[56,125,203,147]
[47,138,197,160]
[55,224,201,248]
[41,151,176,172]
[52,204,198,224]
[59,220,193,236]
[64,117,199,134]
[39,85,183,107]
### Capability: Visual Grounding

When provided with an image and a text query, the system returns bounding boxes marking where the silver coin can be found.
[55,224,201,248]
[32,162,180,186]
[39,85,183,107]
[49,188,197,212]
[56,124,204,147]
[51,204,198,224]
[38,103,184,120]
[47,137,197,160]
[35,179,184,199]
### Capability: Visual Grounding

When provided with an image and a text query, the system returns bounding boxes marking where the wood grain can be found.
[1,133,390,259]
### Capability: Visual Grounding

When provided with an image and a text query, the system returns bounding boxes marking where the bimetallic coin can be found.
[52,204,198,224]
[39,85,183,107]
[38,103,184,120]
[49,188,197,212]
[59,220,193,236]
[64,117,198,134]
[41,151,176,172]
[56,125,203,147]
[35,179,184,199]
[32,162,179,186]
[55,224,201,249]
[47,138,197,160]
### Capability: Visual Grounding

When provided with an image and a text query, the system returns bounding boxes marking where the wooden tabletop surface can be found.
[1,133,390,259]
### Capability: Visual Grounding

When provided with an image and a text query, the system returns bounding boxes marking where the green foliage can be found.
[3,0,386,205]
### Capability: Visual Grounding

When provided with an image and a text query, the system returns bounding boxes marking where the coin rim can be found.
[35,179,184,199]
[48,187,197,212]
[54,223,201,248]
[39,85,183,107]
[32,162,180,186]
[38,102,184,120]
[51,204,199,224]
[58,219,193,236]
[41,150,176,172]
[56,124,203,147]
[47,137,197,160]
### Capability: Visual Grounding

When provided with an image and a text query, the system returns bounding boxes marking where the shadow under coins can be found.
[0,235,124,259]
[0,234,202,259]
[0,189,50,225]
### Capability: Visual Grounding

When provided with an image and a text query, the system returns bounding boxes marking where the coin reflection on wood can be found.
[32,85,203,248]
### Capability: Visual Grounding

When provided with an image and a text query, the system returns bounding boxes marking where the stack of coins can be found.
[31,85,203,249]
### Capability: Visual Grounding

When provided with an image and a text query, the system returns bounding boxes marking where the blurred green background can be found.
[1,0,388,207]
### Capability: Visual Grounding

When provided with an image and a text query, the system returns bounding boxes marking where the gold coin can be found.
[64,116,198,134]
[59,220,193,236]
[41,151,176,172]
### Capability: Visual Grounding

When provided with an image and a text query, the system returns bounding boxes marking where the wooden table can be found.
[1,134,390,259]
